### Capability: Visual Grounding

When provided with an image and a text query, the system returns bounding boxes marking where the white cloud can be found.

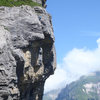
[44,64,67,93]
[44,38,100,93]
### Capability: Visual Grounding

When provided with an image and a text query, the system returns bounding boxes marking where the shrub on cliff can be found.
[0,0,42,7]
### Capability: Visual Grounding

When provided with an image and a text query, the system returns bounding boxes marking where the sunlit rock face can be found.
[32,0,42,4]
[0,5,56,100]
[32,0,47,7]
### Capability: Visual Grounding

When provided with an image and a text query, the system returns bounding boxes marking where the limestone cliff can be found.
[0,1,56,100]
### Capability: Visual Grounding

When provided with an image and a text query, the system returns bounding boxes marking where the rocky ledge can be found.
[0,5,56,100]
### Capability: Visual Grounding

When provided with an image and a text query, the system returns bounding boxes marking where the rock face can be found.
[32,0,42,4]
[0,5,56,100]
[32,0,47,7]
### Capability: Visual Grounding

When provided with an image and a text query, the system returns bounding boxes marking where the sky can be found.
[44,0,100,93]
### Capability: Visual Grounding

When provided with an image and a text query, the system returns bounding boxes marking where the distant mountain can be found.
[43,89,61,100]
[56,71,100,100]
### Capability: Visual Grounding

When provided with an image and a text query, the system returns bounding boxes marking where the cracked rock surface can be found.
[0,5,56,100]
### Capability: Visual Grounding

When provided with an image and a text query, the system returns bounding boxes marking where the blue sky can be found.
[44,0,100,92]
[47,0,100,63]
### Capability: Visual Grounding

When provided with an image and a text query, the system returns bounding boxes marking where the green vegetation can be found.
[0,0,42,7]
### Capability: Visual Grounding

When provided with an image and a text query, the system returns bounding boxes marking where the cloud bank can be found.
[44,38,100,93]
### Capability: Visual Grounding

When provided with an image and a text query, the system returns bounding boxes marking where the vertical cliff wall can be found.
[0,1,56,100]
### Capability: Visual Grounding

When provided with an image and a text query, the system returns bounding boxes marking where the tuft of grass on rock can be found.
[0,0,42,7]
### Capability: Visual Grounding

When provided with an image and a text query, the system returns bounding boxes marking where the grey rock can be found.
[32,0,42,4]
[32,0,47,7]
[0,5,56,100]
